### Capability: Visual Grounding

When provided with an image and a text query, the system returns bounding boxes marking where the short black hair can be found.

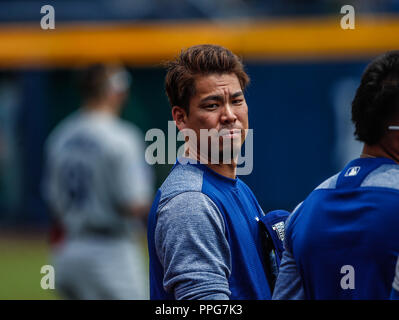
[352,51,399,145]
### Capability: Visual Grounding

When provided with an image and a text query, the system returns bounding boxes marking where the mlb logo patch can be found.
[344,166,361,177]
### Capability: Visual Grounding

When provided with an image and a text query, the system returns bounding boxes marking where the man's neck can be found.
[84,101,117,116]
[207,163,237,180]
[183,151,237,179]
[361,143,399,164]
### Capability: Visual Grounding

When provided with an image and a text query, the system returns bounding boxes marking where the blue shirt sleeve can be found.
[155,191,231,300]
[272,247,306,300]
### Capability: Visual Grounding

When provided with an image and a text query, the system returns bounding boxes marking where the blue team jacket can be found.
[286,157,399,299]
[147,161,285,300]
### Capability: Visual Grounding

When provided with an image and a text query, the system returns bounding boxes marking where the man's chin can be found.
[216,147,241,164]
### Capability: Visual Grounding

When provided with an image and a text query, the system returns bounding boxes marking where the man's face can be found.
[174,73,249,163]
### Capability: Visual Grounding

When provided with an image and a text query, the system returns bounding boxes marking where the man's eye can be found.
[233,99,243,105]
[205,104,218,109]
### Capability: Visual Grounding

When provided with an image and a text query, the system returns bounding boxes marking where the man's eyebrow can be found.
[199,91,243,104]
[199,94,224,104]
[231,91,243,98]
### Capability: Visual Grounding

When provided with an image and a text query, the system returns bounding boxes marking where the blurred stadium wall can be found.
[0,0,399,226]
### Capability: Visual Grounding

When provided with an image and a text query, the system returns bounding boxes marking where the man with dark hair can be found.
[147,44,278,300]
[43,64,154,299]
[273,51,399,300]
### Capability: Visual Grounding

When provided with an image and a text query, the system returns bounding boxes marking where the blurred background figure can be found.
[42,64,154,299]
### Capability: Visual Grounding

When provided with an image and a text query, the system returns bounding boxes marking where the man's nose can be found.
[221,103,237,124]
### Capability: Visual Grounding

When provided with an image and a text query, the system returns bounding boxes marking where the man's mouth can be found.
[218,129,242,138]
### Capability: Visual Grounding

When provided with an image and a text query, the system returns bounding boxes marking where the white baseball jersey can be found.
[43,109,153,239]
[43,109,153,299]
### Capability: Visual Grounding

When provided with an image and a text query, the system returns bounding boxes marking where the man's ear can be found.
[172,106,188,131]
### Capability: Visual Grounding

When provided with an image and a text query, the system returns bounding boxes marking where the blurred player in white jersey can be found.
[42,64,154,299]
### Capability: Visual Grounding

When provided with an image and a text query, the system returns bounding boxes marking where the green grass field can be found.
[0,232,59,300]
[0,230,150,300]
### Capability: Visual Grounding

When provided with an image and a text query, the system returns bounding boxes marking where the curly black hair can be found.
[352,51,399,145]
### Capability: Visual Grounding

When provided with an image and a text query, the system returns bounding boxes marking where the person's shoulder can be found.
[156,165,224,232]
[111,118,144,142]
[105,118,146,153]
[156,186,224,234]
[361,163,399,191]
[286,172,339,228]
[45,110,81,152]
[158,163,205,209]
[236,178,261,202]
[236,178,255,192]
[160,163,204,195]
[314,172,340,191]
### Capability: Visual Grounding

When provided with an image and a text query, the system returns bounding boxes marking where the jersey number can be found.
[59,161,92,209]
